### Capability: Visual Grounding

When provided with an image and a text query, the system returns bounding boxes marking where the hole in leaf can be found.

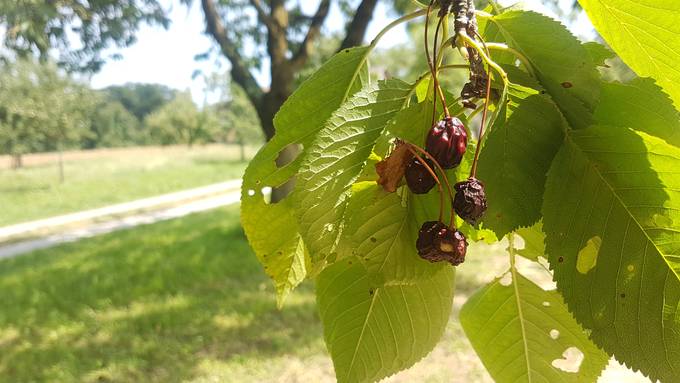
[261,186,276,204]
[552,347,584,373]
[550,329,560,340]
[275,143,302,168]
[247,189,256,197]
[513,235,526,250]
[499,273,512,286]
[542,301,551,307]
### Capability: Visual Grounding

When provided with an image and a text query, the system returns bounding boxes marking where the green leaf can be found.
[317,256,454,383]
[515,222,546,262]
[241,46,369,305]
[339,182,444,283]
[386,97,435,145]
[294,79,412,266]
[578,0,680,108]
[582,42,614,67]
[240,198,308,308]
[386,90,466,146]
[460,272,609,383]
[542,125,680,381]
[477,84,566,237]
[492,11,601,129]
[595,77,680,147]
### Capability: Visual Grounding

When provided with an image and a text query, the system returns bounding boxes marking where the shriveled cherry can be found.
[405,158,436,194]
[425,116,468,169]
[453,177,487,225]
[416,221,468,266]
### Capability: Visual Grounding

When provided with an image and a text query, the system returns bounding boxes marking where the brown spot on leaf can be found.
[370,237,377,243]
[558,256,564,263]
[561,81,573,88]
[376,140,413,193]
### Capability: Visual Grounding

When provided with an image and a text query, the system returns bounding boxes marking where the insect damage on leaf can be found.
[375,140,413,193]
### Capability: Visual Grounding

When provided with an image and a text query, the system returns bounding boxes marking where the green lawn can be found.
[0,206,500,382]
[0,145,251,226]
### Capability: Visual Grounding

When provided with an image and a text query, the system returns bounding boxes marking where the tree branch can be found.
[339,0,378,50]
[290,0,331,69]
[200,0,263,107]
[248,0,277,32]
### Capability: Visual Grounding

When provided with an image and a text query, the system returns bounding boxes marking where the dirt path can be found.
[0,181,242,259]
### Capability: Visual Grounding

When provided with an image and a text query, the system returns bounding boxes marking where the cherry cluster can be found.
[376,0,491,267]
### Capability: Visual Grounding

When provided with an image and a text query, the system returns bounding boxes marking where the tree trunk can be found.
[340,0,379,50]
[238,136,245,161]
[200,0,379,202]
[256,93,299,203]
[257,62,302,203]
[58,149,65,183]
[12,153,22,169]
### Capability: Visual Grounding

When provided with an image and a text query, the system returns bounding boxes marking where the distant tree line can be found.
[0,60,263,169]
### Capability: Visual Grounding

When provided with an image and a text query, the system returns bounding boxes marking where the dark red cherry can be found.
[405,158,436,194]
[453,177,487,226]
[416,221,468,266]
[425,116,468,169]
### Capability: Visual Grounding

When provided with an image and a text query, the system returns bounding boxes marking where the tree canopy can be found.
[0,0,168,72]
[0,60,94,165]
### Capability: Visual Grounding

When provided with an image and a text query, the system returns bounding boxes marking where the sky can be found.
[88,0,595,104]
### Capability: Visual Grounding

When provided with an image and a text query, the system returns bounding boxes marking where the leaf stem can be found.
[470,32,494,178]
[484,42,535,77]
[432,16,450,117]
[370,8,428,49]
[425,1,439,125]
[457,31,509,154]
[507,231,533,376]
[508,232,517,269]
[475,10,493,18]
[404,67,468,108]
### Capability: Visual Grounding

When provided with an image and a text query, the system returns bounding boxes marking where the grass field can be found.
[0,145,254,226]
[0,205,507,383]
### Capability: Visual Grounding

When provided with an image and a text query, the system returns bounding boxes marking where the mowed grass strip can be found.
[0,207,330,383]
[0,206,494,382]
[0,145,253,226]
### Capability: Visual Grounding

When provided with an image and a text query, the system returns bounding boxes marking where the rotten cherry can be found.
[453,177,487,225]
[416,221,468,266]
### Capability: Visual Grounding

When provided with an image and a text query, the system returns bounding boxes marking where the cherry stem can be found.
[432,16,450,117]
[424,1,439,126]
[406,147,445,223]
[470,31,493,179]
[406,142,457,228]
[425,1,450,125]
